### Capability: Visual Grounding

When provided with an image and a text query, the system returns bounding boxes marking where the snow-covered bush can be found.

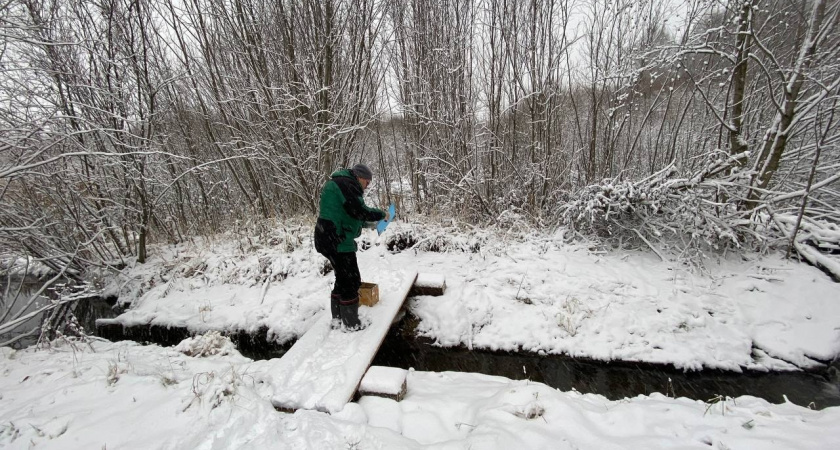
[561,163,743,264]
[560,152,840,277]
[175,331,238,357]
[374,223,486,253]
[184,368,247,411]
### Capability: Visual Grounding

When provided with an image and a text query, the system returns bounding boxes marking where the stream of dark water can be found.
[75,296,121,335]
[1,275,120,349]
[93,311,840,410]
[371,316,840,410]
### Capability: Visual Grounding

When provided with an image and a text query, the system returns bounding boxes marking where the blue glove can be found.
[376,204,396,235]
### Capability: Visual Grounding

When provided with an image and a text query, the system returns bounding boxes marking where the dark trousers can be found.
[325,252,362,328]
[326,252,361,301]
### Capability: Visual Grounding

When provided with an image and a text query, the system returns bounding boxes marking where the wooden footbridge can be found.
[266,271,446,413]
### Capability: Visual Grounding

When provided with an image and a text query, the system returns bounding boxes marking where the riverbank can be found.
[104,220,840,373]
[4,219,840,448]
[95,313,840,408]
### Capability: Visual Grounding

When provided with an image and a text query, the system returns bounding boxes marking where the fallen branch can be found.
[791,241,840,282]
[633,228,667,262]
[773,214,840,281]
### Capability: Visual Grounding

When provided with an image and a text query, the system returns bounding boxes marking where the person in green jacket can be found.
[314,164,388,330]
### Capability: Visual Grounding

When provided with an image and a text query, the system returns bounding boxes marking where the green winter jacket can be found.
[314,169,385,254]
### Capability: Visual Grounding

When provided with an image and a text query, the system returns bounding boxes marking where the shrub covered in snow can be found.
[561,153,840,277]
[175,331,238,357]
[359,222,487,254]
[561,164,742,263]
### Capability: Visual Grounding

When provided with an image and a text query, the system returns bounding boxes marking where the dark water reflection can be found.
[74,297,120,335]
[0,281,50,348]
[93,308,840,410]
[96,321,293,360]
[1,277,119,348]
[372,316,840,410]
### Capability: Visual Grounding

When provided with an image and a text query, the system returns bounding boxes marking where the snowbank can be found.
[103,221,840,372]
[1,339,838,449]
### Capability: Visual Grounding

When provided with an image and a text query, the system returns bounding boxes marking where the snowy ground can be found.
[2,338,839,449]
[106,220,840,373]
[3,219,840,449]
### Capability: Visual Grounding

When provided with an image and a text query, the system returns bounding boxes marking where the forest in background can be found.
[1,0,838,282]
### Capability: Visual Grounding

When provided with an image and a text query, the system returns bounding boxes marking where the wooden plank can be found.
[408,273,446,297]
[358,366,408,401]
[269,270,418,414]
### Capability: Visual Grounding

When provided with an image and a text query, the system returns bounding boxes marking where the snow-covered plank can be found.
[409,272,446,296]
[269,270,418,413]
[359,366,408,401]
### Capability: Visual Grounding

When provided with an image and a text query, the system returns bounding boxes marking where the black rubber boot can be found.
[339,296,362,331]
[329,294,342,329]
[330,294,341,320]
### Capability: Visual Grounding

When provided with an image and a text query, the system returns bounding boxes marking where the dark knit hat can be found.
[351,163,373,180]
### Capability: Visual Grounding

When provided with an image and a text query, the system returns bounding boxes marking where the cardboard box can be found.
[359,282,379,307]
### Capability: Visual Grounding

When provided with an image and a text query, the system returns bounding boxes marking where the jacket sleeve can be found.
[343,195,385,222]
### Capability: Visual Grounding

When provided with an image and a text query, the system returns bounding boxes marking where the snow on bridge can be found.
[267,270,445,413]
